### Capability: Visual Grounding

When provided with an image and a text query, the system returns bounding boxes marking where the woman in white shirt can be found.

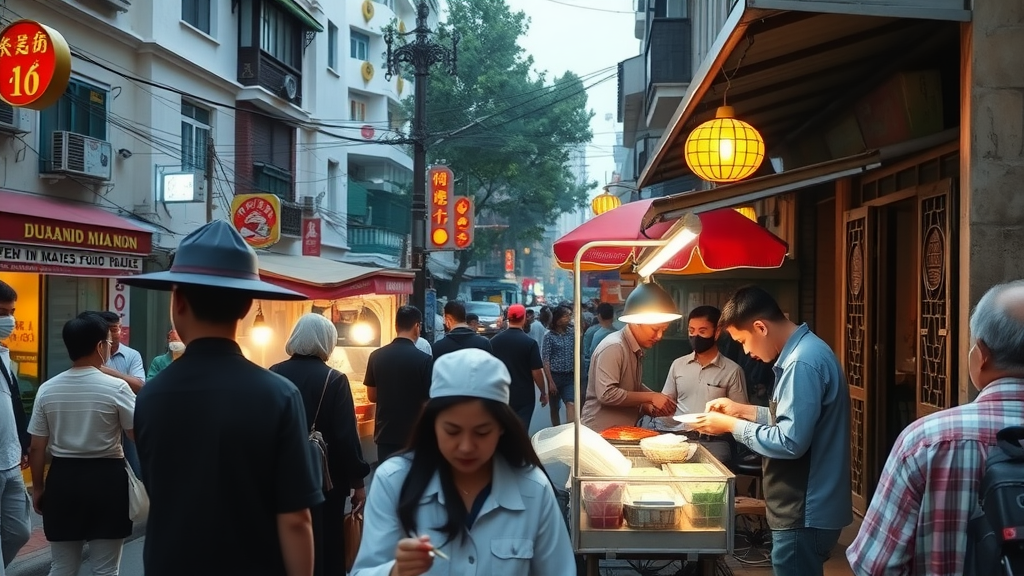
[27,312,136,576]
[352,348,575,576]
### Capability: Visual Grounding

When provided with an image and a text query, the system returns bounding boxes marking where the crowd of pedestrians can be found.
[4,219,1022,576]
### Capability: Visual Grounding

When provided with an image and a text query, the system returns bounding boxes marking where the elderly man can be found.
[847,280,1024,576]
[581,293,678,432]
[691,286,851,576]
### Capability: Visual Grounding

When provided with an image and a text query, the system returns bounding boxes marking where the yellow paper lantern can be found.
[684,106,765,183]
[591,191,621,216]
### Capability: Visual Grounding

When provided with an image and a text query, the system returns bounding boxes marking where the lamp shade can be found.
[591,191,621,216]
[618,281,681,325]
[684,106,765,183]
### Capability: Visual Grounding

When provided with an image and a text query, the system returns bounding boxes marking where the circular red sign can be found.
[361,124,375,139]
[232,196,280,248]
[0,20,72,110]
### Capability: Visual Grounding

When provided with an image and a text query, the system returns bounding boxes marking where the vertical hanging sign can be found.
[427,166,455,251]
[452,196,474,250]
[108,281,131,345]
[301,217,321,256]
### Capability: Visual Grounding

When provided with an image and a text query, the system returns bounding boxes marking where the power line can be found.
[540,0,636,14]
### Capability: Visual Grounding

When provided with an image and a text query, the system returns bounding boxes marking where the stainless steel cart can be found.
[569,442,736,576]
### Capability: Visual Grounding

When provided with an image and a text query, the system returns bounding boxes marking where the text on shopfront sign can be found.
[22,223,140,251]
[0,244,141,272]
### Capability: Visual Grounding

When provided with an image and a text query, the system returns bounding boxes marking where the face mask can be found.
[168,341,186,357]
[0,316,13,340]
[689,334,716,354]
[100,342,111,365]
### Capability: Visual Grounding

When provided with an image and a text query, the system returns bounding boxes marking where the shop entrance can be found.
[843,168,958,514]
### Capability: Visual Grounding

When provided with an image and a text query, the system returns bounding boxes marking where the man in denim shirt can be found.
[692,286,851,576]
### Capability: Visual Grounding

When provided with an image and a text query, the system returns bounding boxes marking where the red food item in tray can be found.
[588,512,623,529]
[600,426,659,441]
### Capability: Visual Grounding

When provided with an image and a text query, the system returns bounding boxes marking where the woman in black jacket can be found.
[271,313,371,576]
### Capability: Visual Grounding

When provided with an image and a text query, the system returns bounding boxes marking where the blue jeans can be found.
[771,527,841,576]
[0,466,31,571]
[123,432,142,482]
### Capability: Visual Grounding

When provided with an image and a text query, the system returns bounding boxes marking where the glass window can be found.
[328,21,338,70]
[373,0,395,10]
[350,31,369,60]
[254,162,293,201]
[44,276,105,383]
[0,273,41,410]
[181,102,211,172]
[182,0,212,34]
[350,100,366,121]
[261,0,299,69]
[37,79,108,173]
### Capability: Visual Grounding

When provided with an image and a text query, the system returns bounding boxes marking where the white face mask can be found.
[0,316,14,340]
[168,341,186,356]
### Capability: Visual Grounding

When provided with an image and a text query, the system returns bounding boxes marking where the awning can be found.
[637,1,965,187]
[258,253,414,300]
[273,0,324,32]
[0,190,153,255]
[641,151,882,229]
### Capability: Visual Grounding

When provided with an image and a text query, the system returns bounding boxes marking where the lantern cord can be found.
[721,35,755,106]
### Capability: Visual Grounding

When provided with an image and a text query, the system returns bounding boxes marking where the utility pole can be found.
[385,1,458,331]
[205,135,215,223]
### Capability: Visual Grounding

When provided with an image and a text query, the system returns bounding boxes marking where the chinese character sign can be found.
[302,217,321,256]
[428,166,455,250]
[0,20,71,110]
[504,249,515,273]
[452,196,474,249]
[230,193,281,249]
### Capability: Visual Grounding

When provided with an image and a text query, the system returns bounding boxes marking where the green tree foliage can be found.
[417,0,595,297]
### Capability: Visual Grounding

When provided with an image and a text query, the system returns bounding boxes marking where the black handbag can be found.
[308,369,334,493]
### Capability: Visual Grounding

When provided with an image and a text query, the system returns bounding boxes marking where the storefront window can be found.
[45,276,106,377]
[0,273,42,410]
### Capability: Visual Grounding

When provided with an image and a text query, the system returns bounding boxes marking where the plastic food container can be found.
[582,482,625,529]
[680,482,727,528]
[623,484,684,529]
[639,434,693,464]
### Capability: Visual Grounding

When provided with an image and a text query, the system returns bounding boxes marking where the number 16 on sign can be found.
[0,20,72,111]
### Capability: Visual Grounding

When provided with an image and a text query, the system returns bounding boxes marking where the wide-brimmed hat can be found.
[119,220,307,300]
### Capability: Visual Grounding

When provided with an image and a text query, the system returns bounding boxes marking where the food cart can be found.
[567,239,737,576]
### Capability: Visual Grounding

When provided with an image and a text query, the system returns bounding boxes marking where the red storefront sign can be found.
[261,273,414,300]
[428,166,455,250]
[453,196,474,249]
[301,217,321,256]
[230,193,281,249]
[0,20,72,111]
[504,249,515,273]
[0,190,152,256]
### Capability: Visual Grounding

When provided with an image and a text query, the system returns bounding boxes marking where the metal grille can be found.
[845,218,866,390]
[851,398,865,496]
[919,194,948,408]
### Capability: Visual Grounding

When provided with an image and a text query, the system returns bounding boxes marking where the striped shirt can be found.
[846,378,1024,576]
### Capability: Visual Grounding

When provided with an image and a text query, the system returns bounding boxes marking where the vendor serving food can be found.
[661,305,748,463]
[581,282,679,432]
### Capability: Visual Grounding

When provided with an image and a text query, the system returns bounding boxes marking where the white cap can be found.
[430,348,511,404]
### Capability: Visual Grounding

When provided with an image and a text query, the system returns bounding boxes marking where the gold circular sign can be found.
[361,61,374,82]
[362,0,375,22]
[849,242,863,297]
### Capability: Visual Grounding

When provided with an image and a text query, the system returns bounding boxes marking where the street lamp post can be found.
[385,2,459,327]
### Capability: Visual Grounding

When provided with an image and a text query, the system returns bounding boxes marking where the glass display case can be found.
[571,444,735,555]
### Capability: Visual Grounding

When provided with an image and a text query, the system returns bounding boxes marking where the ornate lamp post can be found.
[385,2,459,332]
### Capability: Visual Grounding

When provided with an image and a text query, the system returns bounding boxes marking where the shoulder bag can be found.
[308,369,334,493]
[126,462,149,522]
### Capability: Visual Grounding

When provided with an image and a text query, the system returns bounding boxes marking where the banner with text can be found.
[0,243,143,277]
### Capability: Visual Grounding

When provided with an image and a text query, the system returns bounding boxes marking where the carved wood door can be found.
[917,179,956,418]
[842,206,876,515]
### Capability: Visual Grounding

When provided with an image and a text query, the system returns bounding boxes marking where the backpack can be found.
[964,426,1024,576]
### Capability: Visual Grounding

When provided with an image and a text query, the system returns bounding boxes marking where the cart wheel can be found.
[585,554,600,576]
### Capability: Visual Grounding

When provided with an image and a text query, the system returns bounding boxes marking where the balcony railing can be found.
[645,18,692,114]
[349,225,405,257]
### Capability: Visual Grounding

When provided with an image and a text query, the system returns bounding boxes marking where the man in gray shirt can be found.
[663,306,746,463]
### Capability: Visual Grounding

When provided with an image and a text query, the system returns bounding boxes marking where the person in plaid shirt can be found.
[847,280,1024,575]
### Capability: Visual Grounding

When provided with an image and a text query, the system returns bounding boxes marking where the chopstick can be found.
[408,532,449,560]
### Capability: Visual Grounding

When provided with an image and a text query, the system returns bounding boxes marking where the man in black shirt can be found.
[121,221,321,576]
[490,304,547,429]
[431,300,492,359]
[364,305,432,462]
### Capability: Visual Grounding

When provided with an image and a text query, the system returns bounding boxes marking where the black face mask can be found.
[689,335,716,354]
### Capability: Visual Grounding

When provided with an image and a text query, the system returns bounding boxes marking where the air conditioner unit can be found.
[0,102,26,134]
[50,131,113,181]
[95,0,131,12]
